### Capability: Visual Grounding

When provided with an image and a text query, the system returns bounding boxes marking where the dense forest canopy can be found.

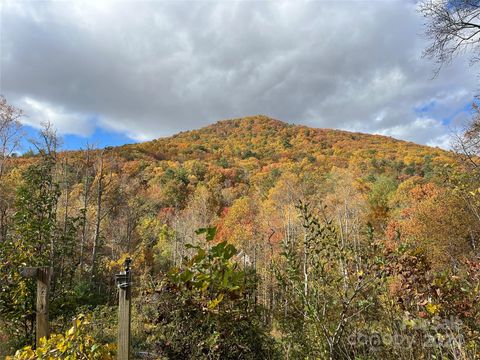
[1,104,480,359]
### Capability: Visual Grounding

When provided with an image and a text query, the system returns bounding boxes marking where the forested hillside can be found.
[1,112,480,359]
[122,115,449,169]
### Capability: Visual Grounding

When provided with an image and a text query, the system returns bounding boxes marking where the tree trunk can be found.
[79,148,91,271]
[91,152,104,279]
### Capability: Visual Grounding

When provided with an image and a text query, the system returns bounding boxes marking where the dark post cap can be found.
[124,257,132,271]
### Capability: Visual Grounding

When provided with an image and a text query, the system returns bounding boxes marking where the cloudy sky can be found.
[1,0,478,149]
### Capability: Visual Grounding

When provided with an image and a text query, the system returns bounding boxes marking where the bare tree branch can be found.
[0,96,23,177]
[420,0,480,75]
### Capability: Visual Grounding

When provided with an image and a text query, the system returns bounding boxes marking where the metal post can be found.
[115,258,132,360]
[21,266,51,348]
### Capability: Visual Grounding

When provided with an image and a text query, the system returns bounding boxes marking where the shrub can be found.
[7,314,115,360]
[140,228,279,359]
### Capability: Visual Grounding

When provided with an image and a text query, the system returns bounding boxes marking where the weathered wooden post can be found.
[115,258,132,360]
[20,266,51,348]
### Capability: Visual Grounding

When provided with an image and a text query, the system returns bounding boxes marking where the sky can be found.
[1,0,478,150]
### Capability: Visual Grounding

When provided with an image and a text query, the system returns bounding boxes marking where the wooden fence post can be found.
[115,258,132,360]
[21,266,51,348]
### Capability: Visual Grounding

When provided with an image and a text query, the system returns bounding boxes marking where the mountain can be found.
[114,115,451,170]
[15,114,447,255]
[4,114,479,360]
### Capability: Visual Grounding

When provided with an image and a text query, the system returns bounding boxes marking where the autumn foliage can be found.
[0,114,479,359]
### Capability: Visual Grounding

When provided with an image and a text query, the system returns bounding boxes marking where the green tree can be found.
[159,167,190,208]
[140,228,278,359]
[0,155,59,350]
[368,175,398,227]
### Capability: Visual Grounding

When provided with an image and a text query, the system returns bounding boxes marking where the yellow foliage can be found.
[7,315,115,360]
[106,253,130,272]
[425,302,441,315]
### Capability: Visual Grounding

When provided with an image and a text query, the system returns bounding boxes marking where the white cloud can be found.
[427,134,452,149]
[373,116,460,149]
[19,97,94,137]
[1,0,477,146]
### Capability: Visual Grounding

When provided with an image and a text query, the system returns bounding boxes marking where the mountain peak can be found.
[123,115,449,165]
[210,115,289,131]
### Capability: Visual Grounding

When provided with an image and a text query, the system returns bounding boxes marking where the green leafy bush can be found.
[139,228,278,359]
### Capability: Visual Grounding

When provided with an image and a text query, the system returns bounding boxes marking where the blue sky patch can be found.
[20,125,139,153]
